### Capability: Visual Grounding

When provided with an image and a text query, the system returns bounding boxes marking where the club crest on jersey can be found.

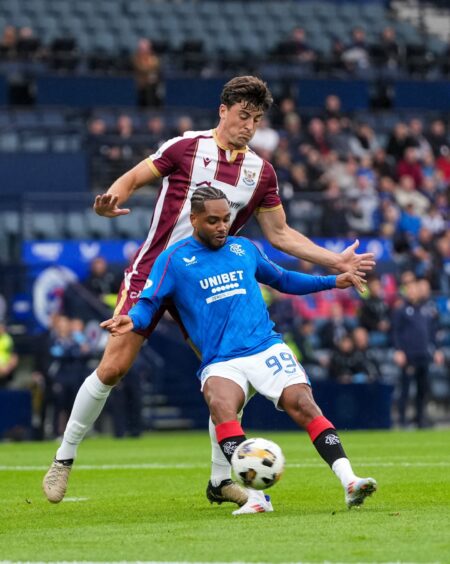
[229,243,245,256]
[183,256,197,266]
[243,168,256,186]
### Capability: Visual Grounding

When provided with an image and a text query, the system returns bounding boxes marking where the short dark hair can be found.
[190,187,229,213]
[220,76,273,112]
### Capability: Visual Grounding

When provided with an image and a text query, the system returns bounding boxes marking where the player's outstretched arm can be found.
[100,315,134,336]
[256,207,375,275]
[94,159,159,217]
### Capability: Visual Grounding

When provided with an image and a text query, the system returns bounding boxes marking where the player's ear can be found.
[190,212,197,228]
[219,104,228,120]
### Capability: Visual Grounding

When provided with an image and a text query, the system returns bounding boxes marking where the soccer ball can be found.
[231,438,285,490]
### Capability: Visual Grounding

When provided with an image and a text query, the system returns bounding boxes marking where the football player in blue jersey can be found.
[101,187,377,514]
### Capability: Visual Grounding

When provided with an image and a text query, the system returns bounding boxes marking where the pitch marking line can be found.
[0,461,449,471]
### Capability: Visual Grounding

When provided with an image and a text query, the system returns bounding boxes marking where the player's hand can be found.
[93,194,131,218]
[335,272,366,293]
[100,315,134,336]
[334,239,375,276]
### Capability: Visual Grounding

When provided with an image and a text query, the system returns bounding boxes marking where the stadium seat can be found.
[84,212,114,239]
[26,212,63,240]
[64,211,89,240]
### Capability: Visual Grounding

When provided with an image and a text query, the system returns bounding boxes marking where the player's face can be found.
[191,199,231,249]
[219,102,264,148]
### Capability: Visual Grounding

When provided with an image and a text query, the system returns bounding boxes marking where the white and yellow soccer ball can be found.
[231,437,285,490]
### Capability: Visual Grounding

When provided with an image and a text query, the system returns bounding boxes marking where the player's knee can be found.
[208,396,237,424]
[97,361,128,385]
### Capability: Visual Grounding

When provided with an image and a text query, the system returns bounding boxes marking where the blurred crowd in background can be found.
[1,1,450,438]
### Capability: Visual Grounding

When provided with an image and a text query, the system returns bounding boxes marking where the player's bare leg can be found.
[203,377,272,514]
[43,332,145,503]
[279,384,377,509]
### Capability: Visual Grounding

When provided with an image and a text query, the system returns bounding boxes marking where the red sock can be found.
[306,415,335,442]
[307,416,347,467]
[215,420,246,464]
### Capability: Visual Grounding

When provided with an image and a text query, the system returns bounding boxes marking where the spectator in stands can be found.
[324,95,344,121]
[326,118,351,158]
[276,27,316,65]
[435,234,450,293]
[16,26,41,60]
[396,146,424,189]
[386,122,411,162]
[289,162,309,193]
[305,118,330,155]
[408,118,432,161]
[422,204,446,236]
[48,316,90,437]
[83,257,119,309]
[320,181,349,237]
[395,174,429,215]
[346,173,379,235]
[349,123,379,158]
[319,302,352,349]
[144,116,166,145]
[436,145,450,187]
[173,115,194,137]
[292,320,321,370]
[0,25,17,60]
[303,147,326,188]
[273,148,292,187]
[328,38,347,75]
[116,114,134,141]
[342,27,370,73]
[271,96,297,128]
[371,26,402,70]
[426,119,448,158]
[282,112,304,154]
[359,277,391,344]
[268,291,296,336]
[393,279,444,427]
[250,117,280,160]
[0,322,18,388]
[352,326,381,382]
[373,148,395,179]
[132,38,160,107]
[328,334,366,384]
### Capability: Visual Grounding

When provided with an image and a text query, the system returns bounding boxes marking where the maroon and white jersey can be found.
[122,129,281,301]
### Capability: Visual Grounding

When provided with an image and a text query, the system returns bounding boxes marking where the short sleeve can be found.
[255,162,282,213]
[146,135,196,177]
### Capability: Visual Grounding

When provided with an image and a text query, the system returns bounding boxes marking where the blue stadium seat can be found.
[84,212,114,239]
[27,212,63,240]
[21,133,49,152]
[64,211,88,240]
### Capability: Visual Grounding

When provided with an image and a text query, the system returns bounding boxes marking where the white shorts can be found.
[200,343,310,410]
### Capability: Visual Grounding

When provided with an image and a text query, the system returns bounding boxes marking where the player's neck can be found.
[214,127,245,151]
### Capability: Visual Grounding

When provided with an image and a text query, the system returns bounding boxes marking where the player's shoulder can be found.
[182,129,213,140]
[157,237,195,264]
[156,130,213,153]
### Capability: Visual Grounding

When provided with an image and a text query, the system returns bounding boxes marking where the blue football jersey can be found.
[129,236,336,372]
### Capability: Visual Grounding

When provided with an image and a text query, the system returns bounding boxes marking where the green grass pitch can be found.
[1,429,449,563]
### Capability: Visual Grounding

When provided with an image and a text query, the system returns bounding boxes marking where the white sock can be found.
[209,416,231,486]
[332,457,358,489]
[56,371,113,461]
